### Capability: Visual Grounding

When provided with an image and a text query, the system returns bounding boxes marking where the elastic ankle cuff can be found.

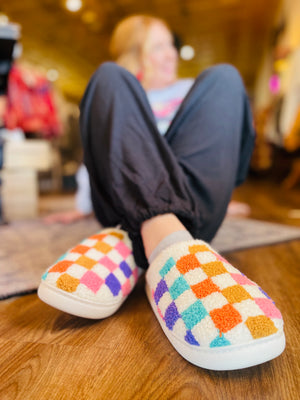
[148,230,193,264]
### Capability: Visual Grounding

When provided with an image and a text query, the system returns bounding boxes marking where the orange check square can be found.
[246,315,278,339]
[189,244,210,254]
[222,285,252,304]
[210,304,242,333]
[201,261,227,277]
[56,273,80,293]
[93,241,112,254]
[176,254,201,274]
[90,233,106,240]
[76,255,97,270]
[71,244,90,254]
[191,278,220,299]
[49,260,73,273]
[111,232,124,240]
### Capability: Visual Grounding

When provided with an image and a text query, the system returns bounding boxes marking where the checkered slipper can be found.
[38,228,141,319]
[145,240,285,371]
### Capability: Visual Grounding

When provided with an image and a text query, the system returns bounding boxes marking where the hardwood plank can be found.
[0,245,299,400]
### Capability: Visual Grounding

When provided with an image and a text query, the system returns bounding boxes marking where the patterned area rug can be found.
[1,217,300,300]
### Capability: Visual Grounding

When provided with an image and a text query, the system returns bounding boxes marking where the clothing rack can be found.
[0,20,21,223]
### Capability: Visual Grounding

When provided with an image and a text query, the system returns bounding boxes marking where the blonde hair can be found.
[109,15,170,76]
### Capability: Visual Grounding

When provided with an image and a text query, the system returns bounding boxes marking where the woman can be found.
[38,15,285,371]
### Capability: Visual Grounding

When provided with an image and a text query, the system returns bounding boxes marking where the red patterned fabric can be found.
[4,66,61,138]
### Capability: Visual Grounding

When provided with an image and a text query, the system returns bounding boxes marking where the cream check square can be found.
[174,290,198,313]
[151,270,163,289]
[234,299,264,321]
[113,268,127,286]
[201,292,228,313]
[192,315,219,347]
[172,318,188,337]
[105,236,120,247]
[63,253,81,262]
[273,318,284,330]
[128,274,136,287]
[212,273,237,290]
[92,264,110,280]
[76,283,98,298]
[164,266,181,288]
[66,265,87,279]
[184,268,208,286]
[224,321,253,345]
[81,238,97,247]
[46,272,60,285]
[243,285,267,298]
[195,251,217,264]
[158,291,173,315]
[107,249,124,265]
[221,262,238,274]
[85,248,103,261]
[95,283,115,300]
[173,242,190,261]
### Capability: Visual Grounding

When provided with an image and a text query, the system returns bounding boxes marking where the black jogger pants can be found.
[80,62,255,269]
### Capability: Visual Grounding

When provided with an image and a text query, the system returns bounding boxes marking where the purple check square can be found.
[105,273,121,296]
[120,261,132,278]
[164,301,180,330]
[154,279,168,304]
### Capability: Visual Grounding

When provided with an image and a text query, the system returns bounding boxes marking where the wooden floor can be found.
[0,176,299,400]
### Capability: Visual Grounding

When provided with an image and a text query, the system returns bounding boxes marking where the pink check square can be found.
[231,273,255,286]
[255,298,282,319]
[122,280,132,296]
[80,271,104,293]
[115,241,131,258]
[98,256,118,272]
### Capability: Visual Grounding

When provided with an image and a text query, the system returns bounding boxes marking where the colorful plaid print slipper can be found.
[145,240,285,370]
[38,228,141,319]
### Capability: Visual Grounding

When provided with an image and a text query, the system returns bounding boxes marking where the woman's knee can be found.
[94,61,124,81]
[209,63,244,90]
[92,62,138,95]
[199,63,244,94]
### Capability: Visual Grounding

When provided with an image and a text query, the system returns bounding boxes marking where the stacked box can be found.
[1,169,38,220]
[1,139,55,220]
[3,139,53,171]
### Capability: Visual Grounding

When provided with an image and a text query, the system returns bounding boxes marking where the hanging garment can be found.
[4,66,61,138]
[284,105,300,152]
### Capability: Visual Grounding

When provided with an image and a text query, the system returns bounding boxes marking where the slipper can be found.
[145,240,285,370]
[38,228,141,319]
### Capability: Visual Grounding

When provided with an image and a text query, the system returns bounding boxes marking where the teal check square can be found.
[159,257,176,278]
[181,300,208,330]
[169,276,190,300]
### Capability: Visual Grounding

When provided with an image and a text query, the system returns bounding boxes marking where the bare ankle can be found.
[141,214,187,259]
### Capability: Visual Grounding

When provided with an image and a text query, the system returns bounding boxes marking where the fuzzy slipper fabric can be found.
[145,240,285,371]
[38,228,140,319]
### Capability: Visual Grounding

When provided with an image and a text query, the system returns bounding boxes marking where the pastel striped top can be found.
[147,78,194,135]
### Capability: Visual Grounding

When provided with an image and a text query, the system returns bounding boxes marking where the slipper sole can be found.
[38,280,125,319]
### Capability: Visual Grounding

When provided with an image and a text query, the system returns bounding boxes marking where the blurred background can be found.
[0,0,299,222]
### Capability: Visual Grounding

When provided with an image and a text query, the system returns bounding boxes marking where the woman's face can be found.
[141,22,178,89]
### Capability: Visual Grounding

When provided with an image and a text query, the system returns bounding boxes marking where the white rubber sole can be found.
[145,283,285,371]
[38,281,125,319]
